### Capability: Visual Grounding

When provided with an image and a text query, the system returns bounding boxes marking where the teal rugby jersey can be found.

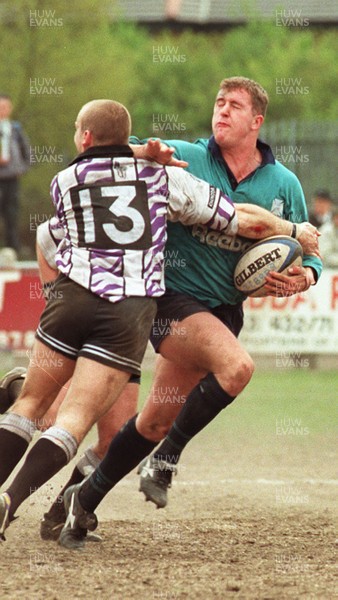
[130,136,322,307]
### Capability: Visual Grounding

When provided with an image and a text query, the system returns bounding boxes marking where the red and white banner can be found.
[0,264,337,355]
[0,264,45,354]
[240,269,338,354]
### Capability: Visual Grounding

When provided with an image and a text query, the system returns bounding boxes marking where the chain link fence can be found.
[261,120,338,206]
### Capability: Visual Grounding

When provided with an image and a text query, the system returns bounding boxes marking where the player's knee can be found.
[136,416,168,443]
[224,353,254,396]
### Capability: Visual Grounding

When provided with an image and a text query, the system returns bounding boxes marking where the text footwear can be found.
[139,456,177,508]
[58,484,98,550]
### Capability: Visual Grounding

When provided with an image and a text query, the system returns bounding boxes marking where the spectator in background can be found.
[308,189,333,229]
[165,0,182,20]
[318,206,338,268]
[0,94,30,255]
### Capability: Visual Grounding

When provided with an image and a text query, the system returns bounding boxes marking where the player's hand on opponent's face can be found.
[297,222,321,257]
[264,265,315,297]
[143,138,189,167]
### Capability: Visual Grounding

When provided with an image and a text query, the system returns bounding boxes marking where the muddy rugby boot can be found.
[40,513,65,541]
[58,484,98,550]
[0,493,11,541]
[139,455,177,508]
[41,510,102,543]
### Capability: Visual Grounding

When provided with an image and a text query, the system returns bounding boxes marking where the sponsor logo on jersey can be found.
[191,223,252,253]
[208,187,216,209]
[271,198,284,217]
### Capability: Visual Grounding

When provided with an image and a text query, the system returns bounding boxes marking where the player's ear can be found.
[82,129,94,149]
[252,114,264,131]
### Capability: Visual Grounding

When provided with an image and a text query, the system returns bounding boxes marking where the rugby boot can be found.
[0,493,11,541]
[139,455,177,508]
[40,512,66,541]
[0,367,26,413]
[41,510,102,543]
[58,484,98,551]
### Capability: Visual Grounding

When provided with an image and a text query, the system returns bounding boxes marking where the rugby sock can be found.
[0,380,24,413]
[79,415,157,513]
[6,426,78,518]
[0,388,8,412]
[44,467,84,522]
[0,372,25,413]
[0,414,36,485]
[45,448,100,521]
[154,373,236,465]
[8,379,25,403]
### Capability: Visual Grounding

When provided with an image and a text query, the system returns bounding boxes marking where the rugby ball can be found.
[234,235,303,297]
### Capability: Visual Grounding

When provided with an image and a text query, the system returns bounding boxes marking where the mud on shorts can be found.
[36,274,157,378]
[150,289,244,352]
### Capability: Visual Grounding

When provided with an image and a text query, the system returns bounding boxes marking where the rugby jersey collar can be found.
[208,136,275,167]
[69,144,133,165]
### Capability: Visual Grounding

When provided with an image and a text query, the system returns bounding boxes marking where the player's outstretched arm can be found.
[132,139,188,167]
[235,204,320,257]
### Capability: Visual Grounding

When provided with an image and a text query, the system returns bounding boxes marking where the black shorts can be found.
[150,289,244,352]
[36,274,157,377]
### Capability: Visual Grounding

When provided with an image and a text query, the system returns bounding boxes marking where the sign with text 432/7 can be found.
[0,266,45,352]
[240,270,338,354]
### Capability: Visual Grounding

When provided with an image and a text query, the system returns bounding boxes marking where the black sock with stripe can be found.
[79,415,157,513]
[154,373,236,466]
[0,414,36,485]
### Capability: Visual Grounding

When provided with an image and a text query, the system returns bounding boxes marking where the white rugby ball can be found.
[234,235,303,297]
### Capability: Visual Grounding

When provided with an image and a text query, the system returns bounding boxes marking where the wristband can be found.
[291,223,297,239]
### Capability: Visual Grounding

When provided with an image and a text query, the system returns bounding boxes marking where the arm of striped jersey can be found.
[166,166,238,234]
[36,217,65,272]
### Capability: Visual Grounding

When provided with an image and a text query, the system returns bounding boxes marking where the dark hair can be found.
[0,94,12,101]
[314,189,332,201]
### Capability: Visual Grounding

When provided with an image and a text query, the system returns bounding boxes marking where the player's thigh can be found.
[160,312,238,368]
[94,382,139,459]
[11,340,75,420]
[54,356,130,443]
[159,312,253,392]
[136,355,204,440]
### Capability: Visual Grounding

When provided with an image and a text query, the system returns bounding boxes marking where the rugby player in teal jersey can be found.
[56,78,321,548]
[134,77,322,508]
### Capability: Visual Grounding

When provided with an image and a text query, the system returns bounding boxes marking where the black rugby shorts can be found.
[150,289,243,352]
[36,274,157,376]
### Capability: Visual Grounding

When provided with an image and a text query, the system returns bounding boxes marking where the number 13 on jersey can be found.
[69,181,153,249]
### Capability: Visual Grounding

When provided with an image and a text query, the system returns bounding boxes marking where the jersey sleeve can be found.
[166,166,238,234]
[36,217,65,269]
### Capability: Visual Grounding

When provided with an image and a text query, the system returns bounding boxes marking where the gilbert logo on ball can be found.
[234,235,303,297]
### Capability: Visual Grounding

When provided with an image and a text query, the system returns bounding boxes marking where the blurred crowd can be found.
[308,189,338,268]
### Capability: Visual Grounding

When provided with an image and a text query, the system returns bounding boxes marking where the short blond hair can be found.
[218,77,269,117]
[78,99,131,145]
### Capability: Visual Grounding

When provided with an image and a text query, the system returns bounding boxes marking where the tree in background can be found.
[0,0,337,253]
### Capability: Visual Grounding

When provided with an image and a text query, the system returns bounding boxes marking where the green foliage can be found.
[0,3,336,253]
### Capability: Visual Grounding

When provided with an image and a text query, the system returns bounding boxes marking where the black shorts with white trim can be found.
[36,274,156,377]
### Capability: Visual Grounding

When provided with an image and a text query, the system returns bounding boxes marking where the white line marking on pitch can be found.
[124,478,337,486]
[174,478,338,486]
